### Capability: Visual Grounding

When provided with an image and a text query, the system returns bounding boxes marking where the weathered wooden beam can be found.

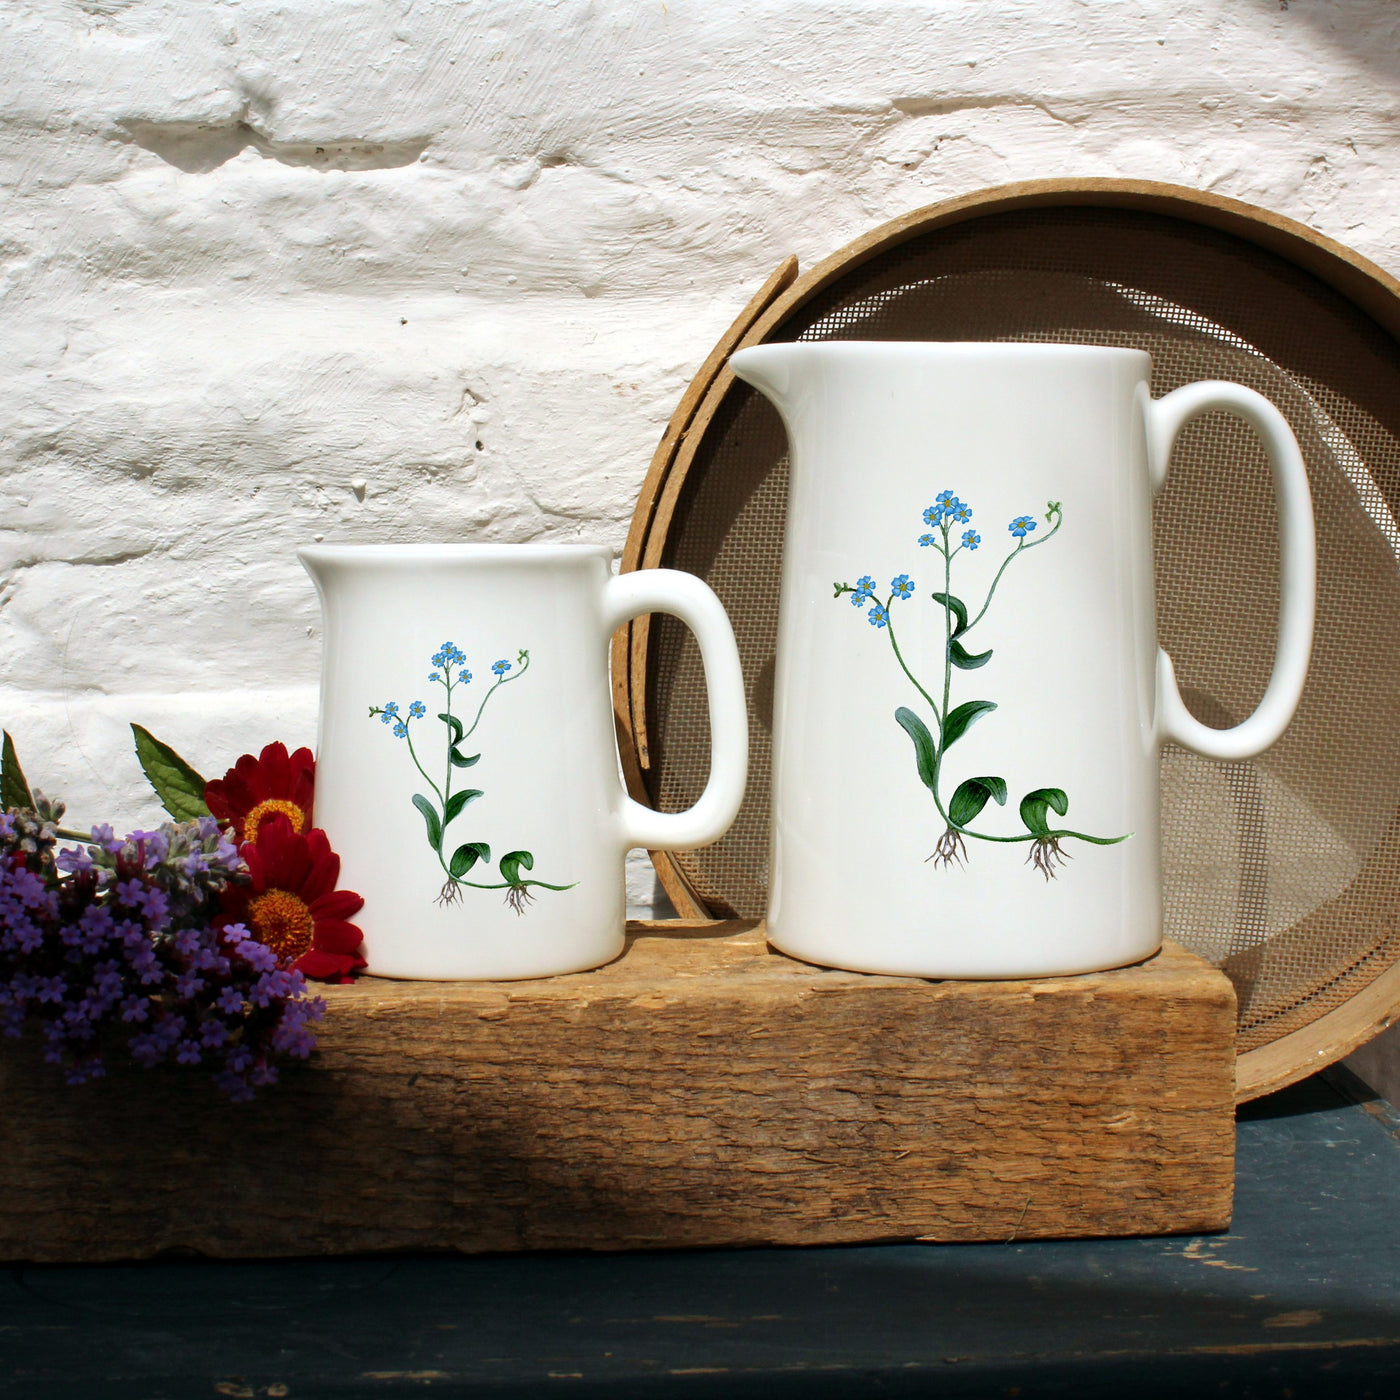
[0,922,1235,1261]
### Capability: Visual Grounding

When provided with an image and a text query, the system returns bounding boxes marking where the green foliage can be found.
[412,793,443,852]
[443,789,482,825]
[941,699,997,750]
[894,707,937,791]
[131,724,211,822]
[1,731,34,811]
[949,775,1008,827]
[929,591,968,636]
[449,841,490,878]
[499,850,534,885]
[1019,787,1070,835]
[949,638,992,670]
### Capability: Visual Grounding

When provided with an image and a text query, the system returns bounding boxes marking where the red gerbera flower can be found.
[205,741,315,845]
[221,815,366,984]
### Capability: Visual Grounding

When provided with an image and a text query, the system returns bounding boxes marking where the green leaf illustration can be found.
[949,775,1008,827]
[1,731,34,811]
[412,794,444,852]
[131,724,211,821]
[1019,787,1070,835]
[941,700,997,750]
[894,707,938,791]
[443,788,483,826]
[449,746,481,768]
[449,840,490,878]
[929,591,969,637]
[438,712,464,744]
[499,849,534,884]
[949,639,993,670]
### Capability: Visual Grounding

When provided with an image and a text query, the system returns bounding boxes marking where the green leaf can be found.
[131,724,211,821]
[948,775,1008,827]
[941,700,997,750]
[412,794,443,852]
[894,707,938,791]
[438,712,464,744]
[929,591,969,636]
[443,788,483,826]
[1,731,34,811]
[499,849,534,885]
[449,841,490,878]
[1019,787,1070,835]
[449,746,481,769]
[949,638,993,670]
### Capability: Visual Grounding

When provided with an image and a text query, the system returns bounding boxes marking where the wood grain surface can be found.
[0,922,1236,1263]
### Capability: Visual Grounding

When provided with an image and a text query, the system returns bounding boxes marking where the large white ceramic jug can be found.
[730,341,1315,978]
[300,544,748,979]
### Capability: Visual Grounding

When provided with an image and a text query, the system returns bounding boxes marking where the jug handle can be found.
[602,569,749,851]
[1147,381,1316,761]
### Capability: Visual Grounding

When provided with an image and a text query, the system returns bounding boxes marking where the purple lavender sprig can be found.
[0,796,325,1100]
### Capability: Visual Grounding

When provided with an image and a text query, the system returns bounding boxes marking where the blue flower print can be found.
[380,701,400,725]
[1009,515,1037,538]
[890,574,915,600]
[962,529,981,550]
[428,672,440,683]
[934,489,960,514]
[922,505,944,527]
[432,642,468,670]
[393,721,408,739]
[851,574,878,605]
[868,603,890,628]
[951,502,973,524]
[918,532,937,547]
[461,670,472,684]
[408,701,427,719]
[492,659,512,676]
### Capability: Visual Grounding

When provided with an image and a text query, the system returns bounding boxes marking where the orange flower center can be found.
[242,798,308,843]
[247,889,315,965]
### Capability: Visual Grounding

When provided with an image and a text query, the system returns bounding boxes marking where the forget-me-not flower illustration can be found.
[830,495,1126,879]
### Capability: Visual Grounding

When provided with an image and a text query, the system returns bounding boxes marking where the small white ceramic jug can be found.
[730,341,1315,978]
[300,544,748,979]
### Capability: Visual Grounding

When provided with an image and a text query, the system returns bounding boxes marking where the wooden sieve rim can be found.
[611,178,1400,1102]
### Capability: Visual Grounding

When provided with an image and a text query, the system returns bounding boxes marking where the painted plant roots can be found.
[835,494,1130,878]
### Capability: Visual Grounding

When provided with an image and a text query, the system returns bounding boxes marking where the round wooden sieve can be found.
[612,180,1400,1102]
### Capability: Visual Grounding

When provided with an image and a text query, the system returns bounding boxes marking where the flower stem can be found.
[884,605,940,726]
[402,725,444,807]
[964,505,1061,634]
[460,651,531,744]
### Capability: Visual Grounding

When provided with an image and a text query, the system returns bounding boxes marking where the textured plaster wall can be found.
[3,0,1400,1078]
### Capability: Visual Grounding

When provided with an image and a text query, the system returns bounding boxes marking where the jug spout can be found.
[728,343,806,416]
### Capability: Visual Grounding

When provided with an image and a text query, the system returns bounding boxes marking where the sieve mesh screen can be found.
[644,208,1400,1053]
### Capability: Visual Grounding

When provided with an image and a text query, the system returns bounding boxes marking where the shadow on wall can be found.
[119,119,430,174]
[1254,0,1400,86]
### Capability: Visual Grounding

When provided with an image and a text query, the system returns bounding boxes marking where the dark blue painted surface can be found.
[2,1072,1398,1398]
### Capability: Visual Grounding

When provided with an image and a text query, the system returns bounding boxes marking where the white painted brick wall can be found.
[3,0,1400,1089]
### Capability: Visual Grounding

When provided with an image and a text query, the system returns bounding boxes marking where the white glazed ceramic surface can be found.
[300,544,747,980]
[730,341,1315,979]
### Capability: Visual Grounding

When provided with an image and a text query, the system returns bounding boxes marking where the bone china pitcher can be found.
[730,341,1315,978]
[300,544,748,979]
